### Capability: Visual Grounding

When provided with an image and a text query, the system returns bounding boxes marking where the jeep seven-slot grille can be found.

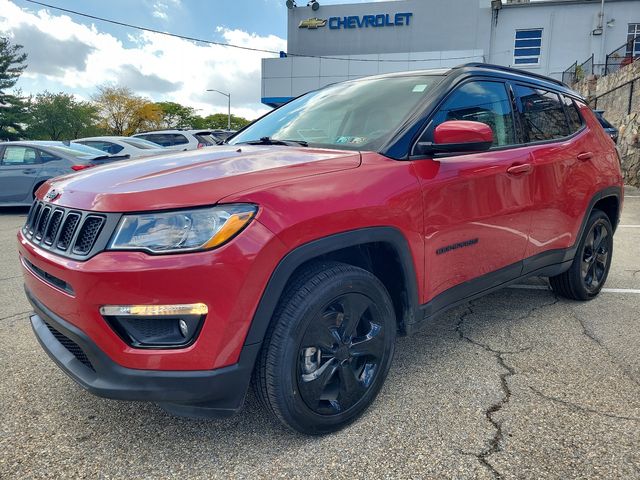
[23,200,116,260]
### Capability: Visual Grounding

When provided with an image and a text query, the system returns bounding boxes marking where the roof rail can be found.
[458,63,567,87]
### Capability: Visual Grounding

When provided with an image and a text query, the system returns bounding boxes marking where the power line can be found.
[22,0,502,63]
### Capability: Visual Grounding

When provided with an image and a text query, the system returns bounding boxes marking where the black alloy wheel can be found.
[581,221,610,294]
[297,292,386,415]
[550,209,613,300]
[254,262,396,435]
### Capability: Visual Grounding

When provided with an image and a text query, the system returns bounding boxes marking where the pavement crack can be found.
[0,310,31,322]
[529,386,640,422]
[570,307,640,388]
[0,275,22,282]
[455,296,559,479]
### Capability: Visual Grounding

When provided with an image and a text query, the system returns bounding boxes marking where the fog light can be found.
[100,303,208,348]
[179,319,189,338]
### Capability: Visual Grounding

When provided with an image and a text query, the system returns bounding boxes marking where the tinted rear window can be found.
[562,96,583,134]
[137,134,188,146]
[194,134,217,146]
[513,85,569,142]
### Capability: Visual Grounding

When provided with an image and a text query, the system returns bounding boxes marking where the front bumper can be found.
[28,288,260,417]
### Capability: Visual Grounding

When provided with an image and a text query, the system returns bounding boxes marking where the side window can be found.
[141,134,170,146]
[425,81,516,147]
[167,134,189,146]
[562,96,584,134]
[38,150,62,162]
[513,85,569,142]
[82,141,109,153]
[1,146,39,165]
[105,142,124,155]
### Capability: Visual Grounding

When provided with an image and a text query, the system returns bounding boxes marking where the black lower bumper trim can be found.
[26,288,259,418]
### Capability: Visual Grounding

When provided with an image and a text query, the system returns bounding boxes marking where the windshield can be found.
[229,75,443,151]
[122,138,162,149]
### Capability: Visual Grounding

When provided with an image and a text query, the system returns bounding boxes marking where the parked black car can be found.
[594,110,618,143]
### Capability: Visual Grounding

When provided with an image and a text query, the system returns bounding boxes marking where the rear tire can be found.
[253,261,396,435]
[549,209,613,300]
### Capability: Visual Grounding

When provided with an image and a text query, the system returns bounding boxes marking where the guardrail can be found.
[605,35,640,75]
[562,61,577,85]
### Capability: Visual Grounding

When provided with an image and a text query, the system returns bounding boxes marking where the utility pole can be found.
[206,89,231,131]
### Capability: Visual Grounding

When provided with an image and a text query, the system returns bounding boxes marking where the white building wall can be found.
[261,50,485,105]
[262,0,640,104]
[490,1,640,79]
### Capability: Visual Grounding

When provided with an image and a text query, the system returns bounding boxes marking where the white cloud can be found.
[0,0,284,119]
[152,10,168,20]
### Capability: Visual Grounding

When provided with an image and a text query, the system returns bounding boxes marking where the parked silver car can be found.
[132,130,224,151]
[75,136,167,158]
[0,141,127,206]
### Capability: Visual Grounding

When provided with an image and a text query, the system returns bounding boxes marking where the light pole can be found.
[206,89,231,131]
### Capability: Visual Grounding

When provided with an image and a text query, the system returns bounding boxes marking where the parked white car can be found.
[132,130,223,151]
[74,136,167,158]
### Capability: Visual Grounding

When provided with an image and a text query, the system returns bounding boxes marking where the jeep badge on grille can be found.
[44,189,60,202]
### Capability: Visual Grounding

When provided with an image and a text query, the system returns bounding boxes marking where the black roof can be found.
[343,63,582,100]
[452,63,582,99]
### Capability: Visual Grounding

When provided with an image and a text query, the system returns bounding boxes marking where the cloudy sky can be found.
[0,0,376,119]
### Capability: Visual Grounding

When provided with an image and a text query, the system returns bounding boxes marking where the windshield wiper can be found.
[240,137,308,147]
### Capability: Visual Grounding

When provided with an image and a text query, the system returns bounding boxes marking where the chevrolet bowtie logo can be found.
[298,18,327,29]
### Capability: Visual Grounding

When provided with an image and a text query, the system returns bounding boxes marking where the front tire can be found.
[549,209,613,300]
[254,262,396,435]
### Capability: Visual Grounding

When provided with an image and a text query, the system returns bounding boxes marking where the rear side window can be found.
[194,133,217,146]
[82,141,124,155]
[38,150,63,162]
[562,96,583,134]
[138,134,188,146]
[425,80,516,147]
[513,85,569,142]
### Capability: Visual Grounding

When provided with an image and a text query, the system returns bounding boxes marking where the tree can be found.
[92,85,161,135]
[0,37,29,140]
[26,91,100,140]
[191,113,251,130]
[155,101,197,129]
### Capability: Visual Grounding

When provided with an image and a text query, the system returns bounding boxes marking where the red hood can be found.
[39,146,361,212]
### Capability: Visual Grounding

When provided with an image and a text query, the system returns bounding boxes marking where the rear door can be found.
[510,84,590,269]
[411,79,535,303]
[0,145,43,203]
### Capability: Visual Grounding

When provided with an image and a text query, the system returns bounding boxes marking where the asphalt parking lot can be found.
[1,189,639,480]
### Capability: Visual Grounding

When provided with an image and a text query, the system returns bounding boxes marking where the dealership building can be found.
[261,0,640,106]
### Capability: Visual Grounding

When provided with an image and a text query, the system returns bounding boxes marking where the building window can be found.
[514,29,543,65]
[627,24,640,57]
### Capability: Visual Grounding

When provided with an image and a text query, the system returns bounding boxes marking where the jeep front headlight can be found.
[108,204,257,254]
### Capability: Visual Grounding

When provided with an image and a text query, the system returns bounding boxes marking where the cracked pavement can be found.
[1,188,639,479]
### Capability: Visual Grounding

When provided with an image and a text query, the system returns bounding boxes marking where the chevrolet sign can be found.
[329,12,413,30]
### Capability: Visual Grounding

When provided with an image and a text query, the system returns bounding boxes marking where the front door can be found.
[411,79,535,306]
[0,145,42,204]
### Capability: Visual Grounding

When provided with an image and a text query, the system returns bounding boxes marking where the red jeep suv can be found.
[19,64,623,434]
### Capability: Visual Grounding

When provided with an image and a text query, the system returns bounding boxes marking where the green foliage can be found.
[92,85,162,135]
[155,101,197,129]
[190,113,251,131]
[26,91,101,140]
[0,37,28,140]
